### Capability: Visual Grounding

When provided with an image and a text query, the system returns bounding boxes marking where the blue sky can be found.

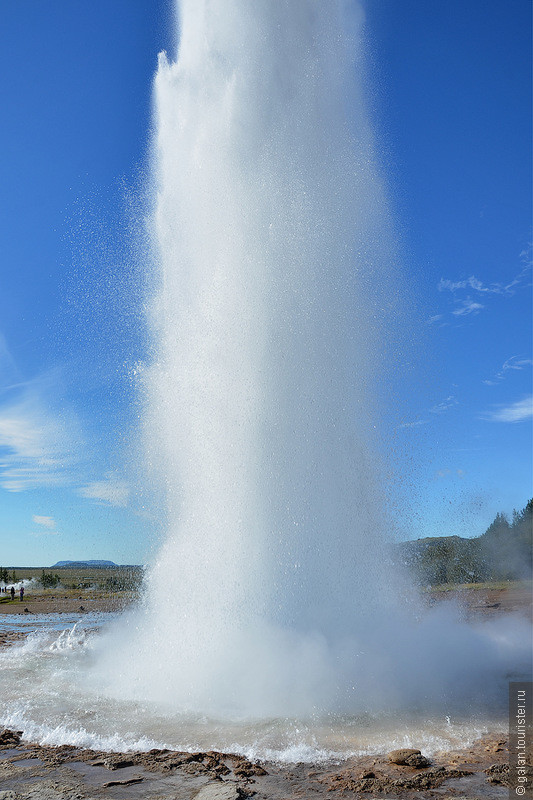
[0,1,531,566]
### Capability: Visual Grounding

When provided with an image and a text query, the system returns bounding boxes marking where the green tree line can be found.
[399,498,533,585]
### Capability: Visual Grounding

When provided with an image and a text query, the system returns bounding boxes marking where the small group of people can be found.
[2,586,24,601]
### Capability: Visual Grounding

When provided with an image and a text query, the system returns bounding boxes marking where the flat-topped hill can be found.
[51,560,118,568]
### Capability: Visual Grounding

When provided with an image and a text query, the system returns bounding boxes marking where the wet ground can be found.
[0,728,522,799]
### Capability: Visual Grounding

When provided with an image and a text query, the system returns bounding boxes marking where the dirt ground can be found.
[426,581,533,621]
[0,593,134,616]
[0,580,530,618]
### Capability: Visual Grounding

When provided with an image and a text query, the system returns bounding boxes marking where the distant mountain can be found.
[51,560,118,568]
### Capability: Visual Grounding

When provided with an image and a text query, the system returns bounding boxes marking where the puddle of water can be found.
[0,612,118,635]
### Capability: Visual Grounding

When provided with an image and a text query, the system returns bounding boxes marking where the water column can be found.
[136,0,400,716]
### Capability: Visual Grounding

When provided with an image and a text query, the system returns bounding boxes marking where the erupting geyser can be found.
[97,0,531,722]
[1,0,529,761]
[129,0,402,716]
[0,0,531,761]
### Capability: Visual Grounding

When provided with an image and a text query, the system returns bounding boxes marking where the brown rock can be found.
[387,748,421,764]
[0,729,22,746]
[234,764,267,778]
[404,753,431,768]
[106,758,135,770]
[103,776,144,787]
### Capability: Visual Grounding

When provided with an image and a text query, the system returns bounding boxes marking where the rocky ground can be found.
[0,728,526,800]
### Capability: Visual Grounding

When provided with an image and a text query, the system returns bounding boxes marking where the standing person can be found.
[10,586,14,601]
[19,585,24,602]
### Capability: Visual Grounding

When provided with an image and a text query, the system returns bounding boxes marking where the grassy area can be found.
[1,565,144,596]
[424,579,533,593]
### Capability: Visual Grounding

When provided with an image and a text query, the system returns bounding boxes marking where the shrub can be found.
[40,571,61,588]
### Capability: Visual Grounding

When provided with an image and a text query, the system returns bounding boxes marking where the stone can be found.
[404,753,431,768]
[387,748,421,764]
[194,784,245,800]
[103,777,144,787]
[107,758,135,770]
[0,729,22,746]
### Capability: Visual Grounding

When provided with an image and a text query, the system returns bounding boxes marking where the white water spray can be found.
[122,0,403,716]
[93,0,531,723]
[1,1,529,759]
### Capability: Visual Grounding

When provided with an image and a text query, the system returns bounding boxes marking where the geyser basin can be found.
[0,618,523,761]
[1,0,529,759]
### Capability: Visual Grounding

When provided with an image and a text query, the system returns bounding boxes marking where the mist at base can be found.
[0,609,529,760]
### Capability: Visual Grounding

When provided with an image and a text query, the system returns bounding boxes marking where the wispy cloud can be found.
[0,387,81,492]
[429,395,458,414]
[436,251,532,324]
[0,333,129,511]
[434,468,465,480]
[33,514,55,529]
[399,396,458,427]
[0,333,18,383]
[32,514,59,535]
[438,261,531,297]
[483,356,533,386]
[78,474,130,507]
[482,395,533,423]
[451,299,484,316]
[438,276,491,293]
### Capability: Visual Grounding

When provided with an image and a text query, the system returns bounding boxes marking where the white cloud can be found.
[503,356,533,371]
[429,395,458,414]
[426,314,444,325]
[436,256,532,324]
[435,468,465,480]
[483,355,532,386]
[438,276,503,294]
[0,362,129,509]
[399,419,428,428]
[483,396,533,423]
[32,514,55,529]
[0,396,81,492]
[452,299,484,316]
[438,261,531,297]
[439,277,475,293]
[0,333,18,383]
[78,474,130,507]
